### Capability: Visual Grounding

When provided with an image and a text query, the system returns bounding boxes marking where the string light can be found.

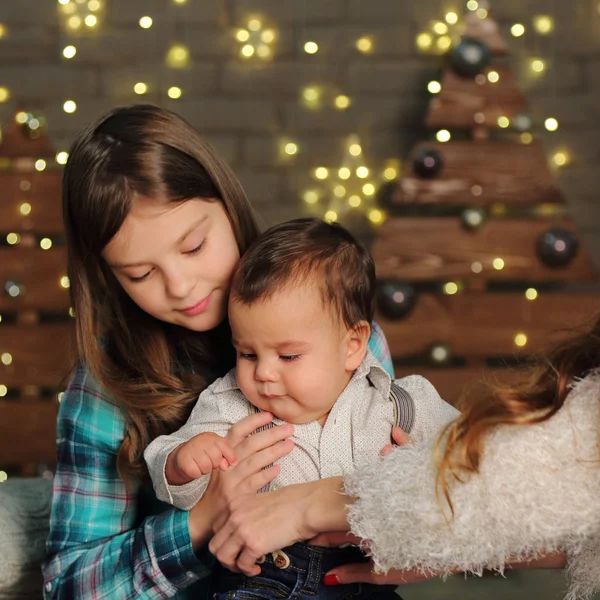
[428,81,442,94]
[493,258,505,270]
[432,21,448,35]
[334,95,350,109]
[445,12,458,24]
[531,59,546,73]
[302,86,321,108]
[303,190,319,204]
[84,14,97,27]
[284,142,298,155]
[436,129,451,142]
[241,44,254,58]
[166,44,190,68]
[325,210,338,223]
[338,167,351,179]
[368,209,384,224]
[487,70,500,83]
[362,183,375,195]
[63,100,77,113]
[67,16,82,29]
[256,44,271,58]
[35,159,47,172]
[57,392,65,403]
[545,118,559,132]
[348,195,361,208]
[314,167,329,180]
[248,18,261,31]
[0,471,7,483]
[168,86,182,99]
[15,111,28,124]
[334,185,346,197]
[6,233,20,245]
[436,36,452,50]
[173,0,188,4]
[476,8,488,19]
[520,132,533,144]
[443,282,459,295]
[356,166,369,178]
[19,202,32,215]
[1,353,12,366]
[261,29,276,43]
[349,143,362,156]
[471,261,483,274]
[62,45,77,59]
[88,0,101,11]
[514,333,528,347]
[497,116,510,128]
[533,15,554,34]
[356,36,373,53]
[0,87,8,103]
[56,151,69,165]
[466,0,479,10]
[139,16,153,29]
[0,24,6,38]
[416,33,433,51]
[525,288,538,300]
[511,23,525,37]
[430,344,451,363]
[40,238,53,250]
[384,166,397,180]
[304,41,319,54]
[60,276,71,289]
[553,151,569,166]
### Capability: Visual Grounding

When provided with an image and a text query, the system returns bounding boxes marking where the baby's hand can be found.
[166,433,238,486]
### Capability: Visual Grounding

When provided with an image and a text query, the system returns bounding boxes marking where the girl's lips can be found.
[181,293,212,316]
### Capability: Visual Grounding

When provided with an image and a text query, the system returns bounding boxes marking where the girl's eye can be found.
[239,353,257,361]
[185,240,205,255]
[129,270,152,283]
[280,355,300,362]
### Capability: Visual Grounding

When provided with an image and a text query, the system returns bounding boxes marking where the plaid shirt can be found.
[42,323,393,600]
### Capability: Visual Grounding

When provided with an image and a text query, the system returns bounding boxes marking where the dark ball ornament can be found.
[376,281,416,320]
[450,38,492,78]
[413,148,444,179]
[537,228,579,268]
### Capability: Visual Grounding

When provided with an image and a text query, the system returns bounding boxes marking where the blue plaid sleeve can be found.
[42,365,212,600]
[368,320,395,378]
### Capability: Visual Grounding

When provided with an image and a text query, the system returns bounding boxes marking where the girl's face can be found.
[103,197,240,332]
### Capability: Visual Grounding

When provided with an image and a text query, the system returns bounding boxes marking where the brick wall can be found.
[1,0,599,267]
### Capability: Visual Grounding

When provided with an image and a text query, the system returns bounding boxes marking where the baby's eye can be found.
[280,355,300,362]
[238,353,257,361]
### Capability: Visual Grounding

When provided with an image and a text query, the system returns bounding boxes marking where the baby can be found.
[145,218,459,600]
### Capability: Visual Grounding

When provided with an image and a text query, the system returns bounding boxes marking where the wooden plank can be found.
[0,400,57,464]
[462,11,508,56]
[387,141,564,206]
[1,324,76,388]
[425,67,528,130]
[0,171,63,234]
[378,292,600,359]
[372,217,596,282]
[0,248,70,311]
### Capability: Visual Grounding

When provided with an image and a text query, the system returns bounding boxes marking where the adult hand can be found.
[188,412,294,549]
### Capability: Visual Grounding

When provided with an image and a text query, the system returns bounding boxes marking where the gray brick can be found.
[170,97,279,132]
[202,134,240,166]
[515,59,584,94]
[233,0,345,23]
[107,0,224,25]
[235,168,284,207]
[526,92,600,129]
[0,66,99,100]
[0,0,56,25]
[348,61,433,94]
[0,26,58,63]
[347,0,424,23]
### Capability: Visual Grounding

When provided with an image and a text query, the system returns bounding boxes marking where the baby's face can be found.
[229,283,354,425]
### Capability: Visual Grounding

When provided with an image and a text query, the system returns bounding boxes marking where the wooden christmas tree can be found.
[373,10,599,404]
[0,110,74,476]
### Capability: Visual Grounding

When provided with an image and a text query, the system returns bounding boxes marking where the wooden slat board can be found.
[1,324,76,388]
[0,248,70,311]
[387,141,564,206]
[0,171,63,234]
[373,217,596,282]
[0,401,57,465]
[462,11,508,56]
[425,67,528,130]
[378,292,600,359]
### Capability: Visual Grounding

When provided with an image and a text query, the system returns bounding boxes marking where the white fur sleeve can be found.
[345,375,600,600]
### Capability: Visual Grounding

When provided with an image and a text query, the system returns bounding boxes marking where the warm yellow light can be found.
[362,183,375,196]
[168,86,182,99]
[520,132,533,144]
[497,116,510,128]
[0,24,5,39]
[466,0,479,10]
[304,41,319,54]
[416,33,433,51]
[384,167,397,180]
[68,16,82,29]
[325,210,338,223]
[443,282,459,295]
[533,15,554,34]
[69,307,76,317]
[476,8,488,18]
[356,36,373,53]
[0,385,6,398]
[58,0,71,5]
[334,95,350,109]
[84,15,97,27]
[62,45,77,59]
[445,12,458,24]
[315,167,329,180]
[248,18,262,31]
[436,129,451,142]
[173,0,188,4]
[487,70,500,83]
[525,288,538,301]
[40,238,53,250]
[493,257,505,270]
[167,44,190,67]
[19,202,32,215]
[428,80,442,94]
[241,44,255,58]
[338,167,351,180]
[58,392,65,403]
[432,21,448,35]
[63,100,77,113]
[56,151,69,164]
[256,45,271,58]
[514,333,528,347]
[531,59,545,73]
[436,36,452,50]
[349,143,362,156]
[60,276,71,289]
[0,314,2,323]
[236,29,250,42]
[134,82,148,95]
[511,23,525,37]
[545,118,559,132]
[369,209,384,224]
[1,353,12,366]
[553,151,569,166]
[35,159,47,172]
[348,195,361,208]
[261,29,276,43]
[356,166,369,178]
[284,142,298,155]
[6,233,20,245]
[139,16,153,29]
[0,87,8,103]
[302,86,320,102]
[471,261,483,274]
[303,190,319,204]
[0,470,7,483]
[88,0,101,11]
[16,111,28,124]
[333,185,346,198]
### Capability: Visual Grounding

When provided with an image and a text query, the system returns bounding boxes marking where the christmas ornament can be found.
[450,38,491,78]
[376,281,415,320]
[413,148,444,178]
[537,228,579,268]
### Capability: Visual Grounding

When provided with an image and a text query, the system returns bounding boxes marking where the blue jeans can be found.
[211,542,402,600]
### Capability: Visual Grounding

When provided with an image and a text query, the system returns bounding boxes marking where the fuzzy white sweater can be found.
[345,372,600,600]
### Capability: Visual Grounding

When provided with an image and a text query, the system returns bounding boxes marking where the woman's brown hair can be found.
[63,105,260,485]
[436,314,600,514]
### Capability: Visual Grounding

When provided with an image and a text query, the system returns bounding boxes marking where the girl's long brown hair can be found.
[436,314,600,514]
[63,105,260,485]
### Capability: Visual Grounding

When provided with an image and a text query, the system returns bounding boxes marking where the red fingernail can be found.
[323,574,340,586]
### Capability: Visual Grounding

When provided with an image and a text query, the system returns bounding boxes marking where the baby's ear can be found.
[345,321,370,371]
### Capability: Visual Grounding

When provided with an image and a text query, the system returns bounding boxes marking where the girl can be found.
[42,104,396,599]
[208,317,600,599]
